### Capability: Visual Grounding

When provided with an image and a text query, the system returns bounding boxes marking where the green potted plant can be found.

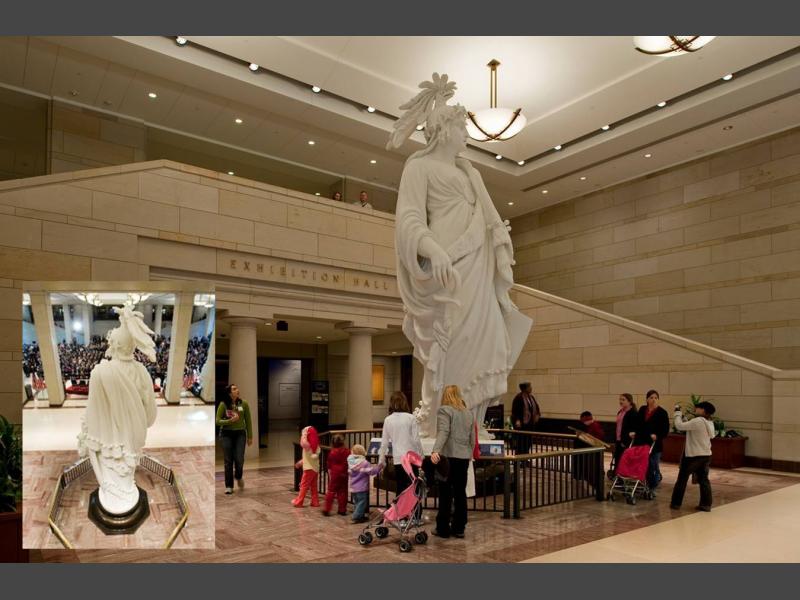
[0,414,26,562]
[663,395,748,468]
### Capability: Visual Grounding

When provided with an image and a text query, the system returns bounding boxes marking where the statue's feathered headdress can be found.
[106,305,156,362]
[386,72,458,150]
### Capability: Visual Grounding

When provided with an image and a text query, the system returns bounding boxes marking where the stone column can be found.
[61,303,72,343]
[29,291,65,407]
[200,334,215,404]
[164,292,193,405]
[154,304,163,337]
[82,304,92,344]
[227,317,260,459]
[344,327,377,430]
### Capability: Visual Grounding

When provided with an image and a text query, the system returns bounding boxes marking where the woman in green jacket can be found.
[216,384,252,495]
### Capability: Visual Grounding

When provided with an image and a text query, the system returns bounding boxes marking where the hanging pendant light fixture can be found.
[466,59,526,142]
[633,36,716,57]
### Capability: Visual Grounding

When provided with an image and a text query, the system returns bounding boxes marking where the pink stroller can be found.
[357,451,428,552]
[607,441,656,505]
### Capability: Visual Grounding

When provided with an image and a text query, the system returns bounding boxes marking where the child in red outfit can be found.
[292,426,320,507]
[322,434,350,516]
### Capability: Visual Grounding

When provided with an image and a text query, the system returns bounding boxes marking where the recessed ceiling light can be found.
[517,160,525,166]
[495,154,503,160]
[722,73,733,81]
[148,92,157,99]
[311,85,321,93]
[657,101,667,108]
[316,335,323,340]
[370,159,377,164]
[234,118,243,124]
[366,106,376,113]
[416,125,424,131]
[507,201,514,206]
[308,140,315,145]
[265,322,273,326]
[249,63,259,72]
[554,145,562,151]
[176,37,187,46]
[601,125,610,131]
[723,125,734,131]
[644,153,652,158]
[315,192,321,196]
[391,351,397,354]
[542,189,549,194]
[580,176,587,181]
[227,171,235,175]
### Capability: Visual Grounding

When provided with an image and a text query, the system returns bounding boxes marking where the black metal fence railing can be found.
[293,428,605,518]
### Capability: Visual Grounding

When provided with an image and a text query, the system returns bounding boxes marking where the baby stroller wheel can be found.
[375,526,389,539]
[358,532,373,545]
[606,491,613,501]
[399,539,413,552]
[414,532,427,545]
[626,497,636,505]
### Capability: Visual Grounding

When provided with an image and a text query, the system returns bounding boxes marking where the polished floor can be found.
[24,447,215,550]
[23,404,215,451]
[30,457,798,563]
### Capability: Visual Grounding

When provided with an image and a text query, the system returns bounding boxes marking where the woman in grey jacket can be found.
[430,385,476,539]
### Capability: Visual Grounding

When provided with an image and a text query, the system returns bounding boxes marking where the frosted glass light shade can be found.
[633,36,716,56]
[466,107,527,142]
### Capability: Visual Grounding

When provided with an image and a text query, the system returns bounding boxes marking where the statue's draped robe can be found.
[395,156,532,436]
[78,357,157,512]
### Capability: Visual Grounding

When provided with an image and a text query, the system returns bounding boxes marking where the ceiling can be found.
[0,36,798,218]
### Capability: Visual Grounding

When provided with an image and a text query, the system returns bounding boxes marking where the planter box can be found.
[0,510,28,563]
[661,433,748,469]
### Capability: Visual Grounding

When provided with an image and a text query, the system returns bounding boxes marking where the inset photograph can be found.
[21,283,215,549]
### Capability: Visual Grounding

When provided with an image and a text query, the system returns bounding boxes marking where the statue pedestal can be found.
[88,486,150,535]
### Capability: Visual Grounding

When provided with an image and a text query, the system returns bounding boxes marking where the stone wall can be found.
[503,285,783,460]
[511,127,800,370]
[0,160,403,425]
[49,101,147,174]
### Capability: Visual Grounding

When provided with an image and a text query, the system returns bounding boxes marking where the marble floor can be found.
[24,447,215,550]
[23,404,215,451]
[524,481,800,563]
[30,457,798,563]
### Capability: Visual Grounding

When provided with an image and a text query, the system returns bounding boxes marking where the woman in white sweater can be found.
[670,400,717,512]
[378,392,424,501]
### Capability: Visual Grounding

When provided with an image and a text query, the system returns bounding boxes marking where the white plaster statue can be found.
[388,73,533,438]
[78,305,157,514]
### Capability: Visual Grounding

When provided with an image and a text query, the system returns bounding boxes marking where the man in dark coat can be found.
[511,382,540,455]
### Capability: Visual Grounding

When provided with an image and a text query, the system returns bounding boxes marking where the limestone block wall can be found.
[511,127,800,370]
[0,160,402,425]
[504,285,786,460]
[49,101,147,173]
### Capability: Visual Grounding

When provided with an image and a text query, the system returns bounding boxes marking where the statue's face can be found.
[446,119,468,155]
